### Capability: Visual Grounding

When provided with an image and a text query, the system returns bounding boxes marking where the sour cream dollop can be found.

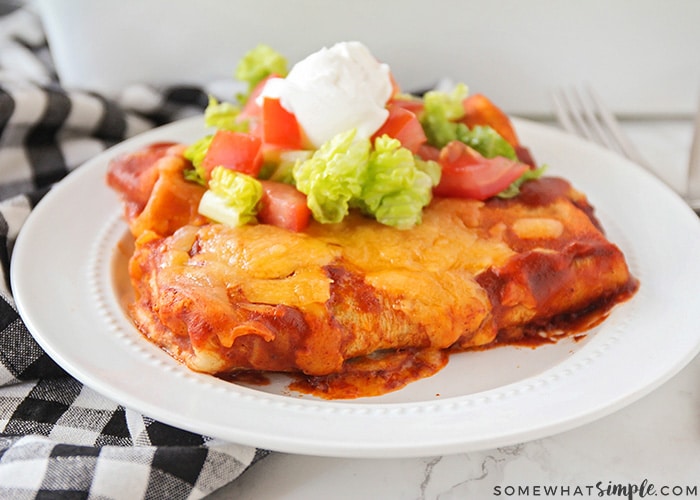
[260,41,393,148]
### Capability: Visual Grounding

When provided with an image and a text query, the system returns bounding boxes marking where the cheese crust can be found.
[108,144,638,393]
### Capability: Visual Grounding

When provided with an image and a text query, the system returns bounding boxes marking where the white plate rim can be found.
[11,116,700,457]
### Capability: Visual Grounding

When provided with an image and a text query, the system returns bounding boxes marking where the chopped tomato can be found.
[258,180,311,232]
[387,96,425,116]
[261,97,303,150]
[388,71,401,98]
[372,104,426,153]
[433,140,528,200]
[461,93,520,147]
[416,143,440,162]
[201,129,263,178]
[238,74,279,122]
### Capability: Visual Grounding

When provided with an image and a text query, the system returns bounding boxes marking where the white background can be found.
[35,0,700,116]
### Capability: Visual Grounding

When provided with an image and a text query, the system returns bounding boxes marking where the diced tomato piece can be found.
[433,140,528,200]
[258,180,311,232]
[461,93,520,147]
[416,143,441,162]
[388,71,401,98]
[238,74,280,122]
[387,97,425,117]
[261,97,303,150]
[201,130,263,178]
[372,104,426,153]
[246,120,263,139]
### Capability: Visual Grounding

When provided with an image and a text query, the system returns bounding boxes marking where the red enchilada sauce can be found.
[246,180,639,400]
[235,186,639,399]
[288,280,636,400]
[109,145,638,400]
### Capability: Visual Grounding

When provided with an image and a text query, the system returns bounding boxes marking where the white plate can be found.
[11,117,700,458]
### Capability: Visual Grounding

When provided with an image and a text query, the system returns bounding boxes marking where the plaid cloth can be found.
[0,7,266,499]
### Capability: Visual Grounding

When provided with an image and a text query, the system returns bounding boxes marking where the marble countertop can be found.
[211,119,700,499]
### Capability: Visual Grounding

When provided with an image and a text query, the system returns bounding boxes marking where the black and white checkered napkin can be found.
[0,7,266,499]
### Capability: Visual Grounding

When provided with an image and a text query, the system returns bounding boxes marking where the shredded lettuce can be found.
[358,136,438,229]
[293,130,438,228]
[420,83,468,148]
[235,44,289,94]
[414,157,442,187]
[198,166,262,226]
[420,83,516,161]
[204,96,246,131]
[424,83,468,122]
[181,46,536,231]
[183,135,213,185]
[497,164,548,199]
[266,150,312,184]
[457,125,517,160]
[293,129,370,224]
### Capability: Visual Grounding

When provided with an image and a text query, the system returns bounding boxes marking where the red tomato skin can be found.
[261,97,303,150]
[258,180,311,232]
[238,74,280,122]
[387,97,425,116]
[202,130,263,178]
[372,104,426,153]
[461,93,520,147]
[388,71,401,98]
[433,141,528,200]
[416,143,441,162]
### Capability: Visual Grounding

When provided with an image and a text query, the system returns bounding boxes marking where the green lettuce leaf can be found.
[420,83,516,161]
[235,44,289,94]
[420,83,468,148]
[198,166,262,226]
[414,157,442,187]
[293,128,370,224]
[293,130,438,228]
[456,125,517,160]
[204,96,246,132]
[265,150,313,184]
[183,135,213,185]
[358,136,438,229]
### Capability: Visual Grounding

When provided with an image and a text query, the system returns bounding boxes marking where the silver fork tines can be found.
[553,85,700,212]
[552,85,652,170]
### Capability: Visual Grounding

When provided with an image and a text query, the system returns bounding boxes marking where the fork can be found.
[551,85,665,174]
[553,86,700,213]
[550,85,700,211]
[552,85,700,213]
[551,85,655,169]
